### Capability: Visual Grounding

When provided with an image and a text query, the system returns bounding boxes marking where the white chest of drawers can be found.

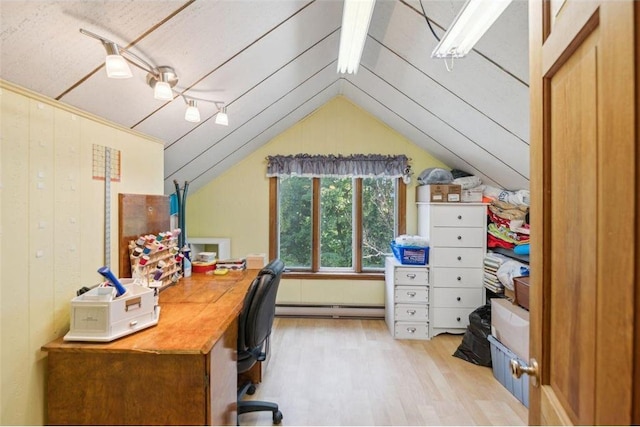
[417,202,487,337]
[384,257,430,340]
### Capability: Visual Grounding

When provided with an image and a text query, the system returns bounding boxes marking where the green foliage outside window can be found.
[278,176,396,270]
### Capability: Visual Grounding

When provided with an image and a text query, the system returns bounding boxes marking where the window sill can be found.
[282,271,384,280]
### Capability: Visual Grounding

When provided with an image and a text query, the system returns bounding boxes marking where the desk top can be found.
[42,270,259,355]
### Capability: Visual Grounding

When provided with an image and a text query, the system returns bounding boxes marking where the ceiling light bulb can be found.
[103,42,132,79]
[154,81,173,101]
[184,100,201,123]
[215,106,229,126]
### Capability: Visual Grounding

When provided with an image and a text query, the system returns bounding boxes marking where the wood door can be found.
[529,1,638,425]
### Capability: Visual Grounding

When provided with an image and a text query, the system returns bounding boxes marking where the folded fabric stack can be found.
[483,252,510,294]
[487,200,530,250]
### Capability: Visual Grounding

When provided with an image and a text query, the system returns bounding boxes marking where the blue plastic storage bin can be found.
[390,242,429,265]
[488,334,529,407]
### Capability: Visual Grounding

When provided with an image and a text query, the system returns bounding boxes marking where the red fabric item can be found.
[487,234,515,249]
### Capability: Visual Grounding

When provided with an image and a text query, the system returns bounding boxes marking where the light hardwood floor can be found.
[239,317,528,426]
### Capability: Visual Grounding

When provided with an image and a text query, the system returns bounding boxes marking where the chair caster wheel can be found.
[272,410,283,424]
[247,384,256,395]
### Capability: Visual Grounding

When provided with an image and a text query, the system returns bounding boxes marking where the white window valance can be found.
[266,154,410,178]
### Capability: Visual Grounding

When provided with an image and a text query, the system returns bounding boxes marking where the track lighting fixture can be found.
[80,28,230,125]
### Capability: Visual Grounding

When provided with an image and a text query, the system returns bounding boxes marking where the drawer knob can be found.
[406,273,416,279]
[457,235,462,240]
[457,215,462,220]
[457,276,462,281]
[457,256,462,261]
[456,317,461,322]
[407,309,416,316]
[407,327,417,334]
[406,291,417,297]
[456,297,461,302]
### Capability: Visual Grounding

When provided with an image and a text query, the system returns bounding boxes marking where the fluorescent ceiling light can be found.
[337,0,376,74]
[431,0,512,59]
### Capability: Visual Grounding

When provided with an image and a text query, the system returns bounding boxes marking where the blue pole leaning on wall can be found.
[173,180,191,276]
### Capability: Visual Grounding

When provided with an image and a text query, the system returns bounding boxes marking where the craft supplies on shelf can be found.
[128,229,183,290]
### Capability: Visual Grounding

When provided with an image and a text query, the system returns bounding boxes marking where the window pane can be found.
[278,176,312,268]
[320,177,353,268]
[362,178,395,269]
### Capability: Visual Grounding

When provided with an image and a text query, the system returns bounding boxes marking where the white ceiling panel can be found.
[1,0,531,195]
[163,32,340,179]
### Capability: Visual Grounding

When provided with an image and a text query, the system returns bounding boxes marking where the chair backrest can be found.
[237,259,284,352]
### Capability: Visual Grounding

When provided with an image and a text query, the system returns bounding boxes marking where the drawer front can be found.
[394,304,429,321]
[430,227,485,248]
[432,307,475,328]
[431,205,486,227]
[394,322,429,339]
[394,268,429,285]
[431,267,483,287]
[430,247,484,268]
[433,288,483,308]
[394,286,429,303]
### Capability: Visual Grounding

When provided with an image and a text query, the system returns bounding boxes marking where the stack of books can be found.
[216,258,247,271]
[483,252,509,294]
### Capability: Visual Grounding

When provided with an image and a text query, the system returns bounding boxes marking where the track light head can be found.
[147,66,178,101]
[184,99,201,123]
[215,106,229,126]
[102,42,132,79]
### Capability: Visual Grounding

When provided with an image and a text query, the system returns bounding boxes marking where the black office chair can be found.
[237,259,284,424]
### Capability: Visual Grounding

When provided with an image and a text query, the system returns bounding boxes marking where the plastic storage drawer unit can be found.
[488,334,529,407]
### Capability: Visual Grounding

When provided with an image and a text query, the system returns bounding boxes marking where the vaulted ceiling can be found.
[0,0,529,195]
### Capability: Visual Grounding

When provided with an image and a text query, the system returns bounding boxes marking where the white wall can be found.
[0,81,164,425]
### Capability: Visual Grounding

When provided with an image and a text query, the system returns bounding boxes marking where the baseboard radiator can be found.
[275,304,384,319]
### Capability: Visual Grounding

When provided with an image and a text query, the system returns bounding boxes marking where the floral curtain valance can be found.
[266,154,409,178]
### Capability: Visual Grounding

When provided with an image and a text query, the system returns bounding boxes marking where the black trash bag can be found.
[453,304,492,367]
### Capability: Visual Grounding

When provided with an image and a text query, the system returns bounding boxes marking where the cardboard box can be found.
[416,184,462,203]
[490,298,530,360]
[246,253,267,269]
[461,188,483,203]
[513,276,530,310]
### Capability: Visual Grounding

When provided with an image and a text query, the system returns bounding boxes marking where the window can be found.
[271,176,406,276]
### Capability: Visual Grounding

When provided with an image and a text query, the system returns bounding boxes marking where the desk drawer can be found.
[395,286,429,303]
[394,268,429,285]
[432,307,475,328]
[430,247,484,268]
[433,288,483,308]
[430,227,485,248]
[394,322,429,339]
[394,304,429,321]
[431,267,483,287]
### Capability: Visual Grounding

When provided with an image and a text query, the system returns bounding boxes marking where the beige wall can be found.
[187,96,448,306]
[0,81,164,425]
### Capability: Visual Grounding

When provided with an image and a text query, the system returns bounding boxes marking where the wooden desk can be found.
[42,270,259,426]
